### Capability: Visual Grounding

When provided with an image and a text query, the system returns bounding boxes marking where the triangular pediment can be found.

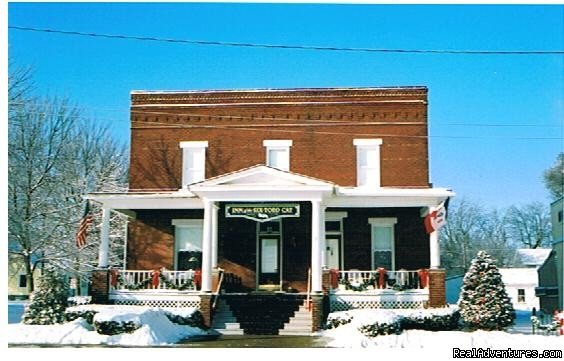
[190,165,334,188]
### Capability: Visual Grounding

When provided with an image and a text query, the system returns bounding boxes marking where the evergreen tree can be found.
[458,251,515,330]
[22,266,69,325]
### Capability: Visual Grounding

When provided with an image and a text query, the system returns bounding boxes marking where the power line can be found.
[9,25,564,55]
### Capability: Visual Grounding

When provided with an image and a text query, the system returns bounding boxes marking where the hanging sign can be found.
[225,203,300,222]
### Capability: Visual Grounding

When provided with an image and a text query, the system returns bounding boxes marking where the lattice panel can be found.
[113,299,201,308]
[330,300,426,312]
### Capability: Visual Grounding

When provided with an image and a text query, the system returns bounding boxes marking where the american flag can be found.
[76,201,93,248]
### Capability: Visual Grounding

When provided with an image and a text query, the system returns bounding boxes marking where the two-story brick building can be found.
[88,87,454,334]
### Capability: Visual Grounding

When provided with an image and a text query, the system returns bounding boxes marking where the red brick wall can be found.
[128,88,430,190]
[341,207,430,270]
[127,209,203,270]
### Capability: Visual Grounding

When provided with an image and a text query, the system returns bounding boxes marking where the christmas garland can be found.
[339,277,373,291]
[110,269,195,291]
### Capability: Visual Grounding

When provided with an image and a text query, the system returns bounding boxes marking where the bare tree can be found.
[440,199,487,276]
[8,65,128,293]
[440,199,520,277]
[543,152,564,200]
[505,202,551,249]
[9,98,76,292]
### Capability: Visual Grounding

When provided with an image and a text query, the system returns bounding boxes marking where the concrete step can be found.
[284,320,312,327]
[213,322,242,330]
[215,329,245,335]
[279,329,312,336]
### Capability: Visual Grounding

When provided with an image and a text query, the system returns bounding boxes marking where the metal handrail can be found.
[212,268,225,311]
[306,268,311,311]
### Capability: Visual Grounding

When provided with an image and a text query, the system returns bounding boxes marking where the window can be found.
[369,217,397,270]
[354,139,383,187]
[263,140,292,171]
[180,141,208,187]
[18,274,27,288]
[172,219,203,270]
[517,289,525,303]
[558,210,563,223]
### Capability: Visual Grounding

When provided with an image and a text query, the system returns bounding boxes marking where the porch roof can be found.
[87,164,454,210]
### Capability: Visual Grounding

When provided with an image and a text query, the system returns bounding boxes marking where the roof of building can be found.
[509,249,552,268]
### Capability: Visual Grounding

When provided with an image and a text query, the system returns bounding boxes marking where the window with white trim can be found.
[369,217,397,270]
[172,219,203,270]
[354,139,383,187]
[263,140,292,171]
[517,288,526,303]
[180,141,208,187]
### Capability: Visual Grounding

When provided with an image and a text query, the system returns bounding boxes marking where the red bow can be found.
[110,269,119,287]
[418,269,429,288]
[330,269,339,289]
[151,269,160,288]
[377,267,386,289]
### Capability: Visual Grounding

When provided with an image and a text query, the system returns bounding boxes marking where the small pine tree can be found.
[458,251,515,330]
[22,266,70,325]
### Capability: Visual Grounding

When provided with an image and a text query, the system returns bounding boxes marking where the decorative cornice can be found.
[131,87,428,105]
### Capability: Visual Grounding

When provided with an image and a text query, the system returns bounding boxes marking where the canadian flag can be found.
[425,199,449,234]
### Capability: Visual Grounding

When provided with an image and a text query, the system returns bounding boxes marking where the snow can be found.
[513,249,552,267]
[7,305,210,346]
[499,268,539,286]
[322,309,564,349]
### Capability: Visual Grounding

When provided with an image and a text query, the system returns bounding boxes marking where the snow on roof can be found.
[499,268,540,286]
[512,249,552,267]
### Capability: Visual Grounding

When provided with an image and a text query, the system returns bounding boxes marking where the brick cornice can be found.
[131,87,428,106]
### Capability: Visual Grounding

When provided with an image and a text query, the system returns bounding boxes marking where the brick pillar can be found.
[428,269,446,308]
[91,269,110,304]
[311,294,325,332]
[199,294,213,328]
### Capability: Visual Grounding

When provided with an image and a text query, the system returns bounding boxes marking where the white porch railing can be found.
[335,269,429,291]
[110,269,198,292]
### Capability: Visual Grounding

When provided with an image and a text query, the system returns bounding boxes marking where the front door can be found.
[326,237,341,270]
[259,236,280,286]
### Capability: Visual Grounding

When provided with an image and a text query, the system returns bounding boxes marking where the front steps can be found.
[211,299,244,335]
[213,294,312,335]
[279,303,313,336]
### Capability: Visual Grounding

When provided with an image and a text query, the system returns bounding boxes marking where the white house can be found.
[499,249,552,311]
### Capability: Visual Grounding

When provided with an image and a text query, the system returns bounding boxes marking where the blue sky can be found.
[6,2,564,209]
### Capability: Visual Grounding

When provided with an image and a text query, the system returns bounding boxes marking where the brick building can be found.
[89,87,454,334]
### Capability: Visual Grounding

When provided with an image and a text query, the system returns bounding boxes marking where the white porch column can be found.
[430,229,441,269]
[97,207,111,268]
[311,200,325,293]
[211,203,219,268]
[201,199,213,292]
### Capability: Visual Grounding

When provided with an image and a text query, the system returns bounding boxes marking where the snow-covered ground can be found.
[6,304,563,351]
[7,305,211,346]
[322,309,564,349]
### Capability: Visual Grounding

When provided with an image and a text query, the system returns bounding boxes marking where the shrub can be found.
[94,320,140,335]
[65,309,98,325]
[165,309,206,329]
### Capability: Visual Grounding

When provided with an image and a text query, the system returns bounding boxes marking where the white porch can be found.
[88,165,453,304]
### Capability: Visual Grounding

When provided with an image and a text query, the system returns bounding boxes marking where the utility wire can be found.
[9,25,564,55]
